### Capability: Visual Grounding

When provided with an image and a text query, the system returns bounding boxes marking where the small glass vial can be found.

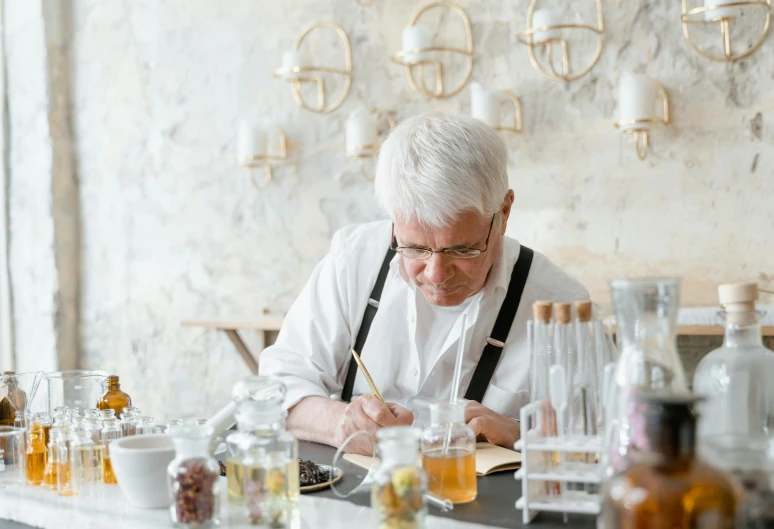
[101,417,122,484]
[372,426,427,529]
[43,426,61,490]
[97,375,132,418]
[600,392,737,528]
[55,426,75,496]
[13,411,29,432]
[121,406,141,436]
[70,429,104,495]
[168,424,220,528]
[421,400,477,504]
[32,412,52,449]
[25,421,47,486]
[100,409,116,420]
[136,416,156,435]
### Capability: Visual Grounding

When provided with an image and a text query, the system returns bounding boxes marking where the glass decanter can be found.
[372,426,427,529]
[603,278,688,477]
[421,400,476,504]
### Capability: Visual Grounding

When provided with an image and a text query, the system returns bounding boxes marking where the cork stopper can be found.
[554,303,572,324]
[533,301,552,323]
[575,300,593,323]
[718,283,758,312]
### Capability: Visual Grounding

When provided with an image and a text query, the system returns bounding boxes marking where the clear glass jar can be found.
[70,429,104,495]
[603,278,688,477]
[101,417,122,484]
[421,400,476,504]
[121,406,141,436]
[168,424,220,528]
[43,425,60,490]
[25,421,47,486]
[55,426,76,496]
[372,426,426,529]
[136,416,156,435]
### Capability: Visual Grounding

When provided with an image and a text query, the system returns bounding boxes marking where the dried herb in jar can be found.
[171,459,219,525]
[372,467,424,529]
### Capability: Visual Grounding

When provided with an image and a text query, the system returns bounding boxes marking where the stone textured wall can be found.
[6,0,772,419]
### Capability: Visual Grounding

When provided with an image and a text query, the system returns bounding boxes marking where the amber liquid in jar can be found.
[26,423,47,486]
[227,458,244,502]
[57,461,73,496]
[43,457,58,489]
[103,455,117,484]
[422,448,477,504]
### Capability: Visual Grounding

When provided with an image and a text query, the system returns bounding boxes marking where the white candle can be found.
[531,9,562,43]
[346,108,377,153]
[281,49,311,80]
[704,0,740,22]
[618,73,657,131]
[470,83,501,129]
[402,25,432,64]
[237,121,267,161]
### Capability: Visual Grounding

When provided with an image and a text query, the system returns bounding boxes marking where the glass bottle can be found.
[692,282,774,527]
[421,400,476,504]
[0,372,26,427]
[136,416,156,435]
[599,392,738,528]
[168,424,220,528]
[70,429,104,495]
[372,426,426,529]
[55,426,75,496]
[101,417,122,484]
[25,421,47,486]
[43,426,61,490]
[33,412,52,449]
[121,406,141,436]
[603,278,688,477]
[97,375,132,418]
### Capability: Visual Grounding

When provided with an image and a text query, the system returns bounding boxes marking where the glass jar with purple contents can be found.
[167,424,221,528]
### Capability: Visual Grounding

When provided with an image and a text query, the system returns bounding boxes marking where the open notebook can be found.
[344,442,521,477]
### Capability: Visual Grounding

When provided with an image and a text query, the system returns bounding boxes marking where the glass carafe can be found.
[168,424,220,528]
[372,426,427,529]
[421,400,476,504]
[603,278,688,477]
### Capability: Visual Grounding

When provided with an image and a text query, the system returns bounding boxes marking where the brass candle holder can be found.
[614,81,670,161]
[497,92,523,134]
[681,0,771,61]
[345,109,396,181]
[238,125,288,190]
[517,0,604,82]
[391,2,474,99]
[274,22,352,114]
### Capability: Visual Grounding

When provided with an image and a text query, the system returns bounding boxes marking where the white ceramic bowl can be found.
[109,434,175,509]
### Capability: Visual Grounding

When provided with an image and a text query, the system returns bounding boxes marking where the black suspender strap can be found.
[463,246,534,403]
[341,247,396,402]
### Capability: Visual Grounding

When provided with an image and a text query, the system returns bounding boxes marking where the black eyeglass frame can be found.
[390,214,496,260]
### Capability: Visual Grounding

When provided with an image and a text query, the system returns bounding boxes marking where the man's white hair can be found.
[374,112,508,229]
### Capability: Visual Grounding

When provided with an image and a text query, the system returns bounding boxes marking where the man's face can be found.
[394,209,506,307]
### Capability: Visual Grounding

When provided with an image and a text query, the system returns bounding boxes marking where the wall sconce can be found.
[391,2,474,99]
[470,83,523,134]
[517,0,604,82]
[613,74,670,161]
[237,121,288,190]
[345,108,396,181]
[681,0,771,61]
[274,22,352,114]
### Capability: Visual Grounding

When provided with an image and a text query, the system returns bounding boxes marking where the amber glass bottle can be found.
[600,392,738,529]
[26,422,47,486]
[0,371,26,426]
[97,375,132,417]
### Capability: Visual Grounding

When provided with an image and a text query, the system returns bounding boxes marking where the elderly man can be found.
[261,113,588,450]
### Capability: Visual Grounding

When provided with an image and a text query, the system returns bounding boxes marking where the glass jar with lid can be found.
[421,399,476,504]
[168,424,220,528]
[372,426,426,529]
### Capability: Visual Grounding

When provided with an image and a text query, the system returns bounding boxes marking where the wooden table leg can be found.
[223,329,259,374]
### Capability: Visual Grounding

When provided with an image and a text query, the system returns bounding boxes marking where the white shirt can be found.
[260,220,589,420]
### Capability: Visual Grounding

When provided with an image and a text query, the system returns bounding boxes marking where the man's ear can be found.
[501,190,515,229]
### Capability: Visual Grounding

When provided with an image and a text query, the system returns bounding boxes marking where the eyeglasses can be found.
[391,215,496,260]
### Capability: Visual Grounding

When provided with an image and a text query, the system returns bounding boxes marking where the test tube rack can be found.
[514,401,602,524]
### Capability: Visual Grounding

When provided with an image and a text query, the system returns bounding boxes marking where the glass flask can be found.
[26,421,47,486]
[421,400,476,504]
[0,426,25,488]
[97,375,132,418]
[372,426,427,529]
[101,417,122,484]
[599,392,737,528]
[121,406,141,436]
[168,424,221,528]
[603,278,688,477]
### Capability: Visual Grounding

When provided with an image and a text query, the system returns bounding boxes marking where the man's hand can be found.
[333,395,414,454]
[464,400,520,448]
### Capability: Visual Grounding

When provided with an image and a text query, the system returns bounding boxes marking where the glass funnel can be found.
[44,370,108,414]
[603,278,688,477]
[0,371,44,426]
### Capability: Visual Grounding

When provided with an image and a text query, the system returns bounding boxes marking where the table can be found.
[181,315,284,374]
[0,441,596,529]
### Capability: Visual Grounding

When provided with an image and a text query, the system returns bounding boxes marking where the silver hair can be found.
[374,112,508,229]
